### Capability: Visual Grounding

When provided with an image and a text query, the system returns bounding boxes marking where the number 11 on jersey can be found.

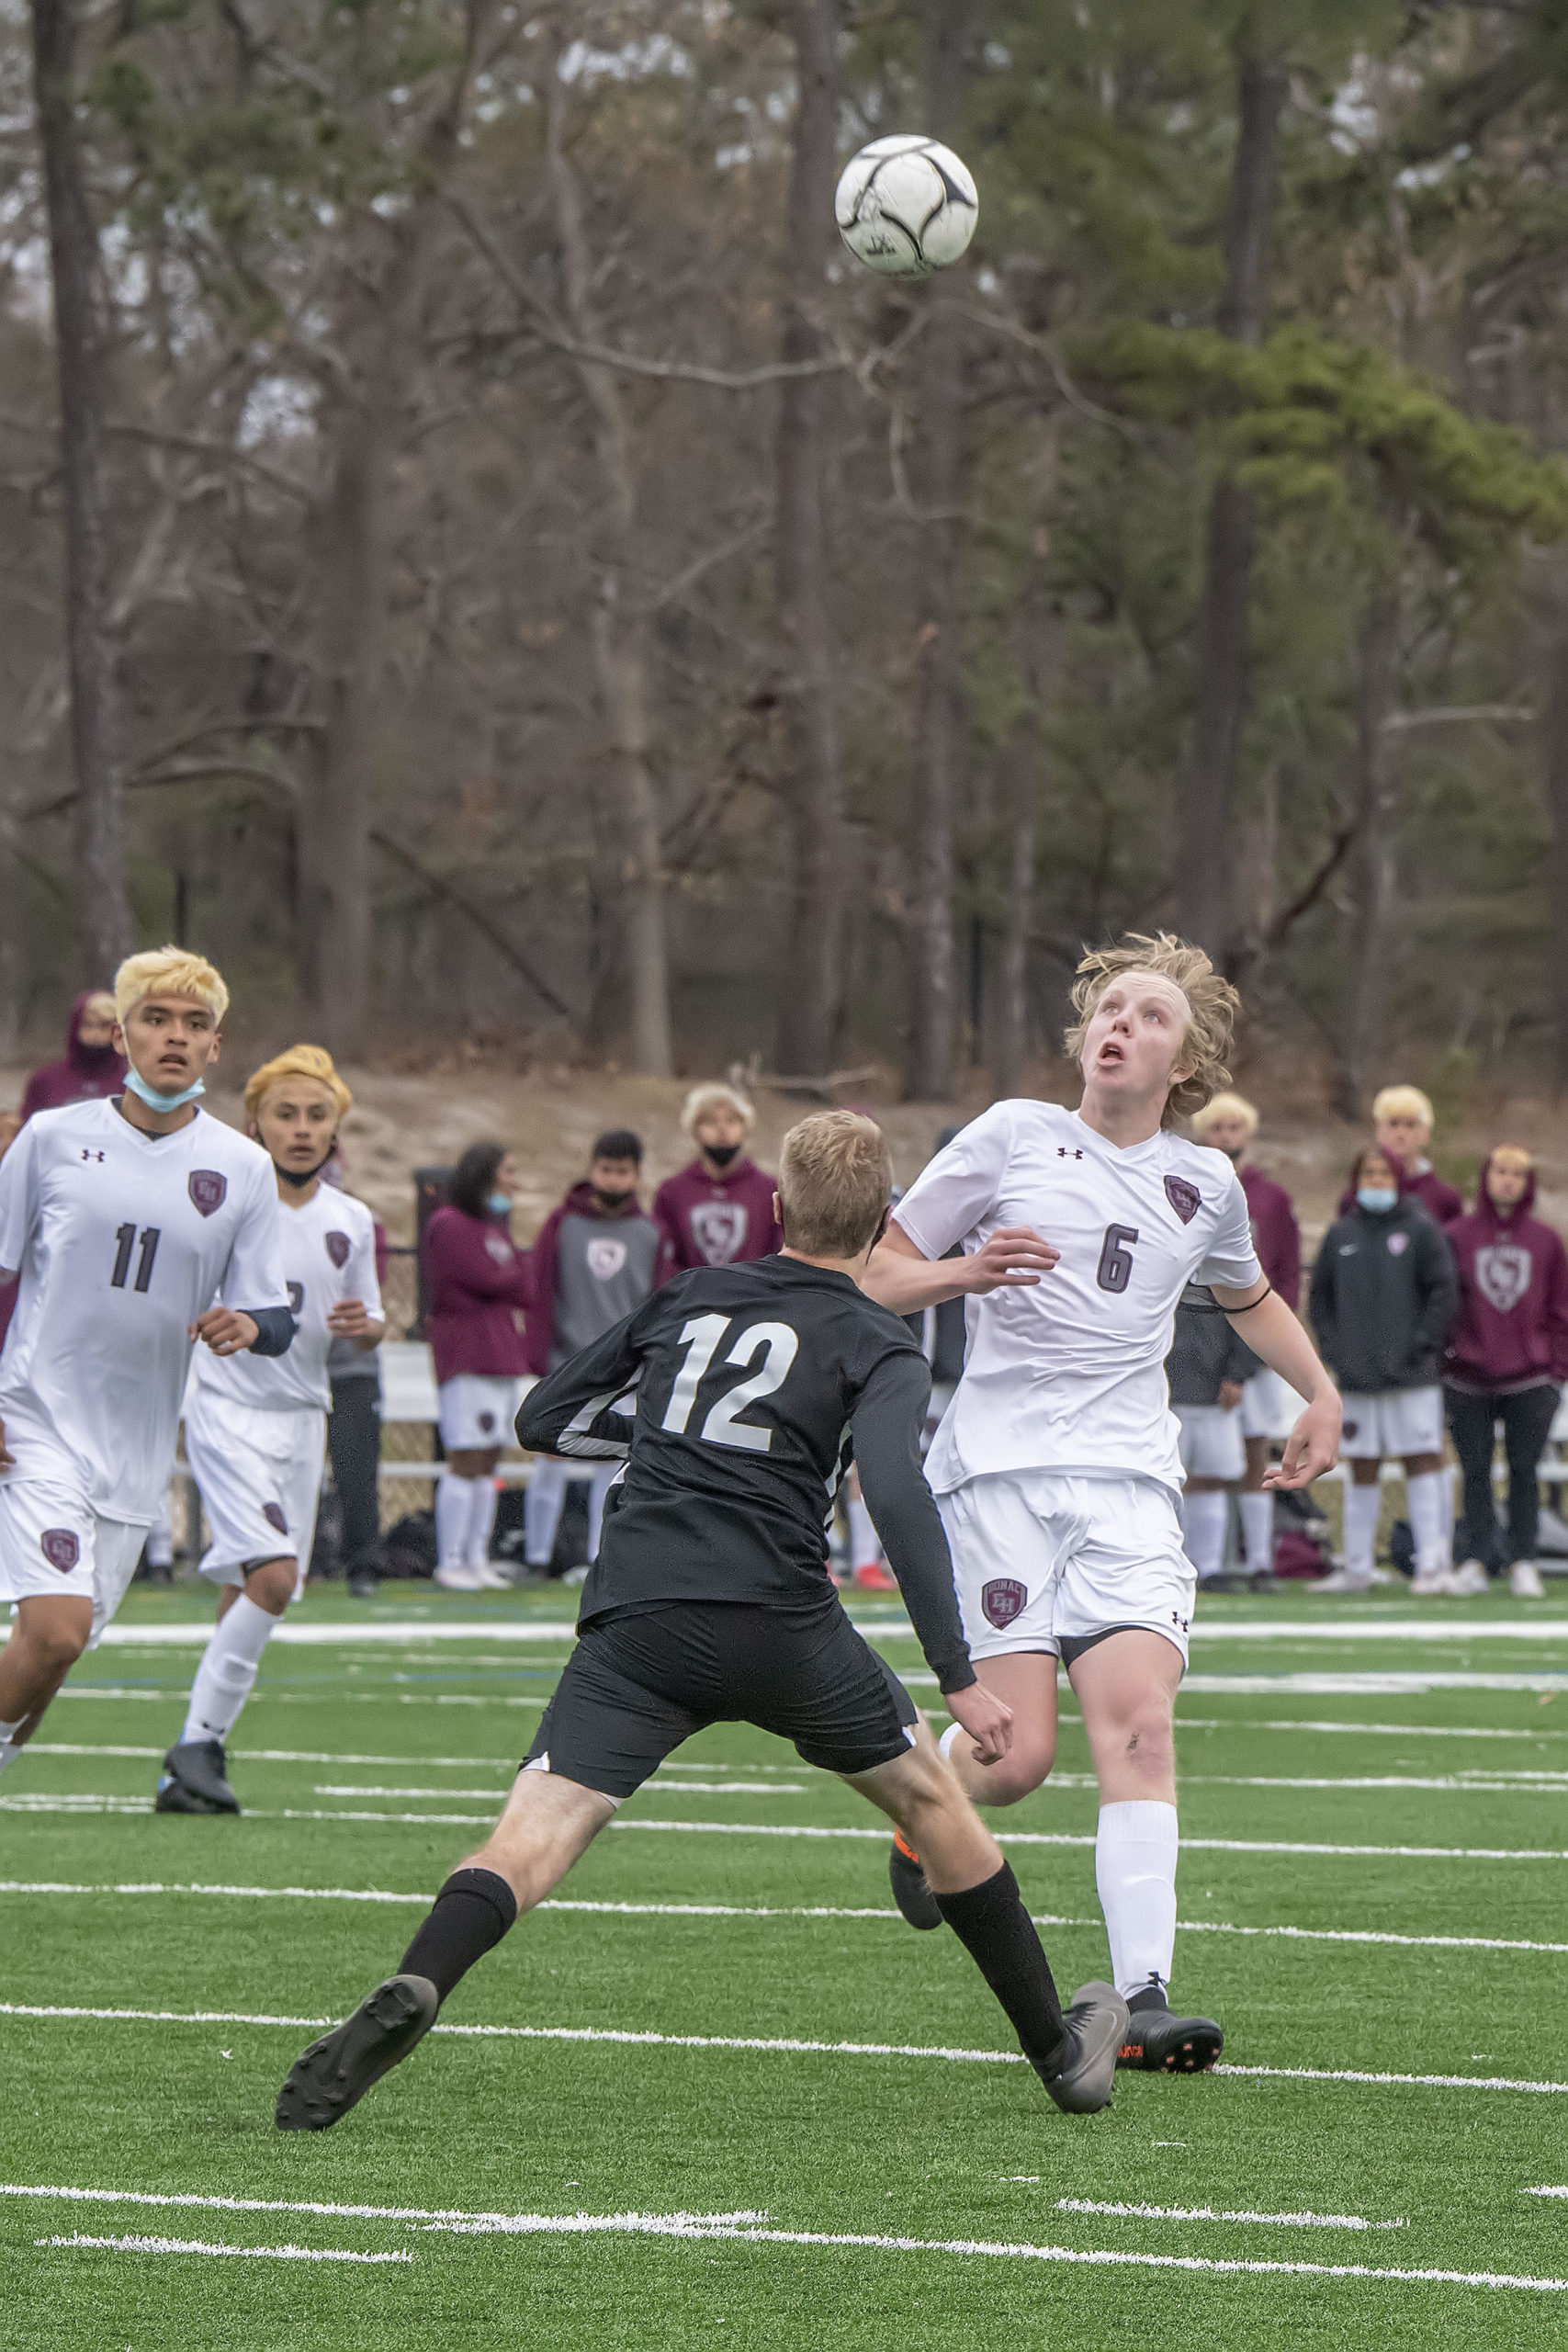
[110,1223,161,1293]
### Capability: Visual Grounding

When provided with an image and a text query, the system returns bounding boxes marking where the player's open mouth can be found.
[1096,1043,1124,1067]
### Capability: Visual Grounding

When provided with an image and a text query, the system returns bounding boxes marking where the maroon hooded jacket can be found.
[653,1156,782,1282]
[1337,1151,1463,1227]
[1238,1163,1301,1306]
[20,992,126,1120]
[421,1203,530,1385]
[1441,1157,1568,1395]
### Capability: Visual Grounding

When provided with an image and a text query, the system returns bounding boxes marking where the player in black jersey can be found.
[276,1113,1129,2132]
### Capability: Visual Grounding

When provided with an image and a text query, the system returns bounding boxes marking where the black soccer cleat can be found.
[154,1739,240,1815]
[1116,1989,1224,2074]
[1036,1980,1130,2115]
[276,1973,440,2132]
[888,1832,943,1930]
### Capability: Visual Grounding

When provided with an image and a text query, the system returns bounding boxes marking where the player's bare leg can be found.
[850,1721,1126,2112]
[1069,1630,1220,2072]
[886,1653,1055,1927]
[157,1554,295,1815]
[0,1594,93,1770]
[276,1767,613,2130]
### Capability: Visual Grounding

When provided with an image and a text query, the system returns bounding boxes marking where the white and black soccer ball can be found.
[834,134,978,280]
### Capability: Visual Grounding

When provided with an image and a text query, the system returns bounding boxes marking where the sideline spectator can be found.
[1360,1084,1464,1226]
[1190,1091,1302,1576]
[324,1143,391,1600]
[0,1109,17,1359]
[19,989,125,1119]
[422,1142,530,1592]
[654,1083,782,1277]
[1166,1295,1258,1589]
[1442,1147,1568,1600]
[524,1129,660,1573]
[1310,1145,1458,1595]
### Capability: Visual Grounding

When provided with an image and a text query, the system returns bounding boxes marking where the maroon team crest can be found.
[325,1230,351,1269]
[981,1577,1028,1630]
[287,1282,304,1317]
[188,1170,227,1217]
[1164,1175,1201,1225]
[1477,1242,1531,1314]
[39,1528,79,1573]
[478,1409,496,1434]
[263,1502,288,1535]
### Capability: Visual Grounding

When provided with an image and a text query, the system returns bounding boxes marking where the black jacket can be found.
[1165,1291,1258,1407]
[1308,1197,1458,1395]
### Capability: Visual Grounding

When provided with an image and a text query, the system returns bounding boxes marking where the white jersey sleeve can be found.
[893,1104,1016,1261]
[1195,1162,1264,1293]
[0,1116,40,1277]
[216,1154,290,1318]
[347,1210,384,1328]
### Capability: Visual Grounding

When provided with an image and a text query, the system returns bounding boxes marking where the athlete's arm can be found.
[850,1352,976,1695]
[863,1218,1059,1316]
[191,1304,294,1357]
[327,1298,386,1349]
[1211,1279,1342,1490]
[516,1310,644,1458]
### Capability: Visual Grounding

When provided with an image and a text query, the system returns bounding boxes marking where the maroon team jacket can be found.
[420,1203,530,1384]
[1441,1157,1568,1395]
[652,1157,783,1282]
[1239,1163,1302,1307]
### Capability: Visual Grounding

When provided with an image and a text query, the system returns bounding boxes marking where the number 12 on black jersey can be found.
[660,1313,800,1453]
[110,1223,161,1293]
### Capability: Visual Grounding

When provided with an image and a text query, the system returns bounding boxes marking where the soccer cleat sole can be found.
[1117,2008,1224,2074]
[152,1780,233,1816]
[888,1838,942,1931]
[276,1973,440,2132]
[1038,1981,1129,2115]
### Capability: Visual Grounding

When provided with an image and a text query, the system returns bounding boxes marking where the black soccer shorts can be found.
[520,1598,920,1800]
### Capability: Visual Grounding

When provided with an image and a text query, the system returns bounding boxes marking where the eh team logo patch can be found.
[1164,1175,1201,1225]
[188,1170,227,1217]
[263,1502,289,1536]
[1476,1242,1531,1314]
[40,1528,79,1573]
[690,1201,749,1265]
[287,1283,305,1317]
[586,1237,630,1281]
[478,1410,497,1434]
[981,1577,1027,1631]
[325,1230,351,1270]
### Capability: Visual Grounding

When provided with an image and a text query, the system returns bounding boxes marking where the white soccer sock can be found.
[181,1596,278,1747]
[465,1476,499,1569]
[846,1493,882,1573]
[1342,1480,1381,1581]
[1406,1468,1449,1576]
[1179,1489,1228,1580]
[1238,1490,1274,1575]
[0,1716,23,1777]
[524,1459,568,1567]
[1096,1800,1179,2002]
[436,1471,474,1569]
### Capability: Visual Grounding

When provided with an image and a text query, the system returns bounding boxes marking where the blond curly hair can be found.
[1064,933,1239,1127]
[243,1044,353,1127]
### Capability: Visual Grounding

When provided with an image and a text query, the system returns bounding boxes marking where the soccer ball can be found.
[834,135,978,279]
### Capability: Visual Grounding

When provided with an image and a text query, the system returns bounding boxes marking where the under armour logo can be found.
[80,1149,104,1162]
[1057,1148,1083,1159]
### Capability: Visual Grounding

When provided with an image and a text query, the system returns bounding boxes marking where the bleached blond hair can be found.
[1190,1090,1258,1141]
[1064,933,1239,1128]
[113,946,229,1027]
[243,1044,352,1127]
[777,1111,892,1260]
[1372,1084,1435,1134]
[682,1081,755,1137]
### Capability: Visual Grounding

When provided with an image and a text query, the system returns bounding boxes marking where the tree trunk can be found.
[994,796,1035,1099]
[905,0,970,1102]
[1177,44,1288,960]
[547,71,671,1079]
[1544,588,1568,1095]
[1338,587,1400,1120]
[30,0,130,980]
[773,0,844,1078]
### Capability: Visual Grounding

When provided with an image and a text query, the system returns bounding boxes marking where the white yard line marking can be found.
[6,2004,1568,2096]
[1177,1719,1568,1742]
[38,2231,411,2263]
[310,1781,803,1800]
[1183,1674,1568,1694]
[6,1880,1568,1956]
[96,1623,582,1647]
[1055,2199,1404,2232]
[51,1689,551,1710]
[1525,2188,1568,2199]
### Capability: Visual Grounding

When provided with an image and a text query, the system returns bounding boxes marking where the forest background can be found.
[7,0,1568,1118]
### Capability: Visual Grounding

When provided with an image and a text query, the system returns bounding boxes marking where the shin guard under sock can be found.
[398,1867,518,2002]
[933,1861,1065,2073]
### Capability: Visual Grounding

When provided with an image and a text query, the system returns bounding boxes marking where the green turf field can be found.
[7,1581,1568,2349]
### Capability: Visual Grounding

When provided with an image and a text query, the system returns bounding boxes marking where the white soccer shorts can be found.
[185,1391,327,1590]
[937,1469,1195,1669]
[1338,1385,1444,1460]
[1174,1402,1246,1483]
[1240,1366,1298,1442]
[0,1472,144,1647]
[437,1374,521,1452]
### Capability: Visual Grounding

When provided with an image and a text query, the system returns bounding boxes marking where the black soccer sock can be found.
[934,1861,1066,2075]
[397,1868,518,2003]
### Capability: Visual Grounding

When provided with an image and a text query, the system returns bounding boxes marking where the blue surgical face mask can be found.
[125,1068,206,1114]
[488,1192,513,1216]
[1357,1185,1397,1215]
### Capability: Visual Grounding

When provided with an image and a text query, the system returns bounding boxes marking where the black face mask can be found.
[703,1142,741,1171]
[593,1186,637,1214]
[276,1142,337,1189]
[1220,1145,1244,1164]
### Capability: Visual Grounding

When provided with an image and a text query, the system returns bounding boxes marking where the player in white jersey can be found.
[866,933,1342,2072]
[156,1046,384,1815]
[0,948,292,1780]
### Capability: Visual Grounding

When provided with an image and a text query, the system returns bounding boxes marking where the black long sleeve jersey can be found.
[517,1253,976,1693]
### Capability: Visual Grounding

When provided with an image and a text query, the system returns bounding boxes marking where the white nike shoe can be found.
[1446,1560,1491,1598]
[434,1560,485,1592]
[1310,1568,1371,1594]
[1409,1566,1459,1596]
[1510,1559,1547,1600]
